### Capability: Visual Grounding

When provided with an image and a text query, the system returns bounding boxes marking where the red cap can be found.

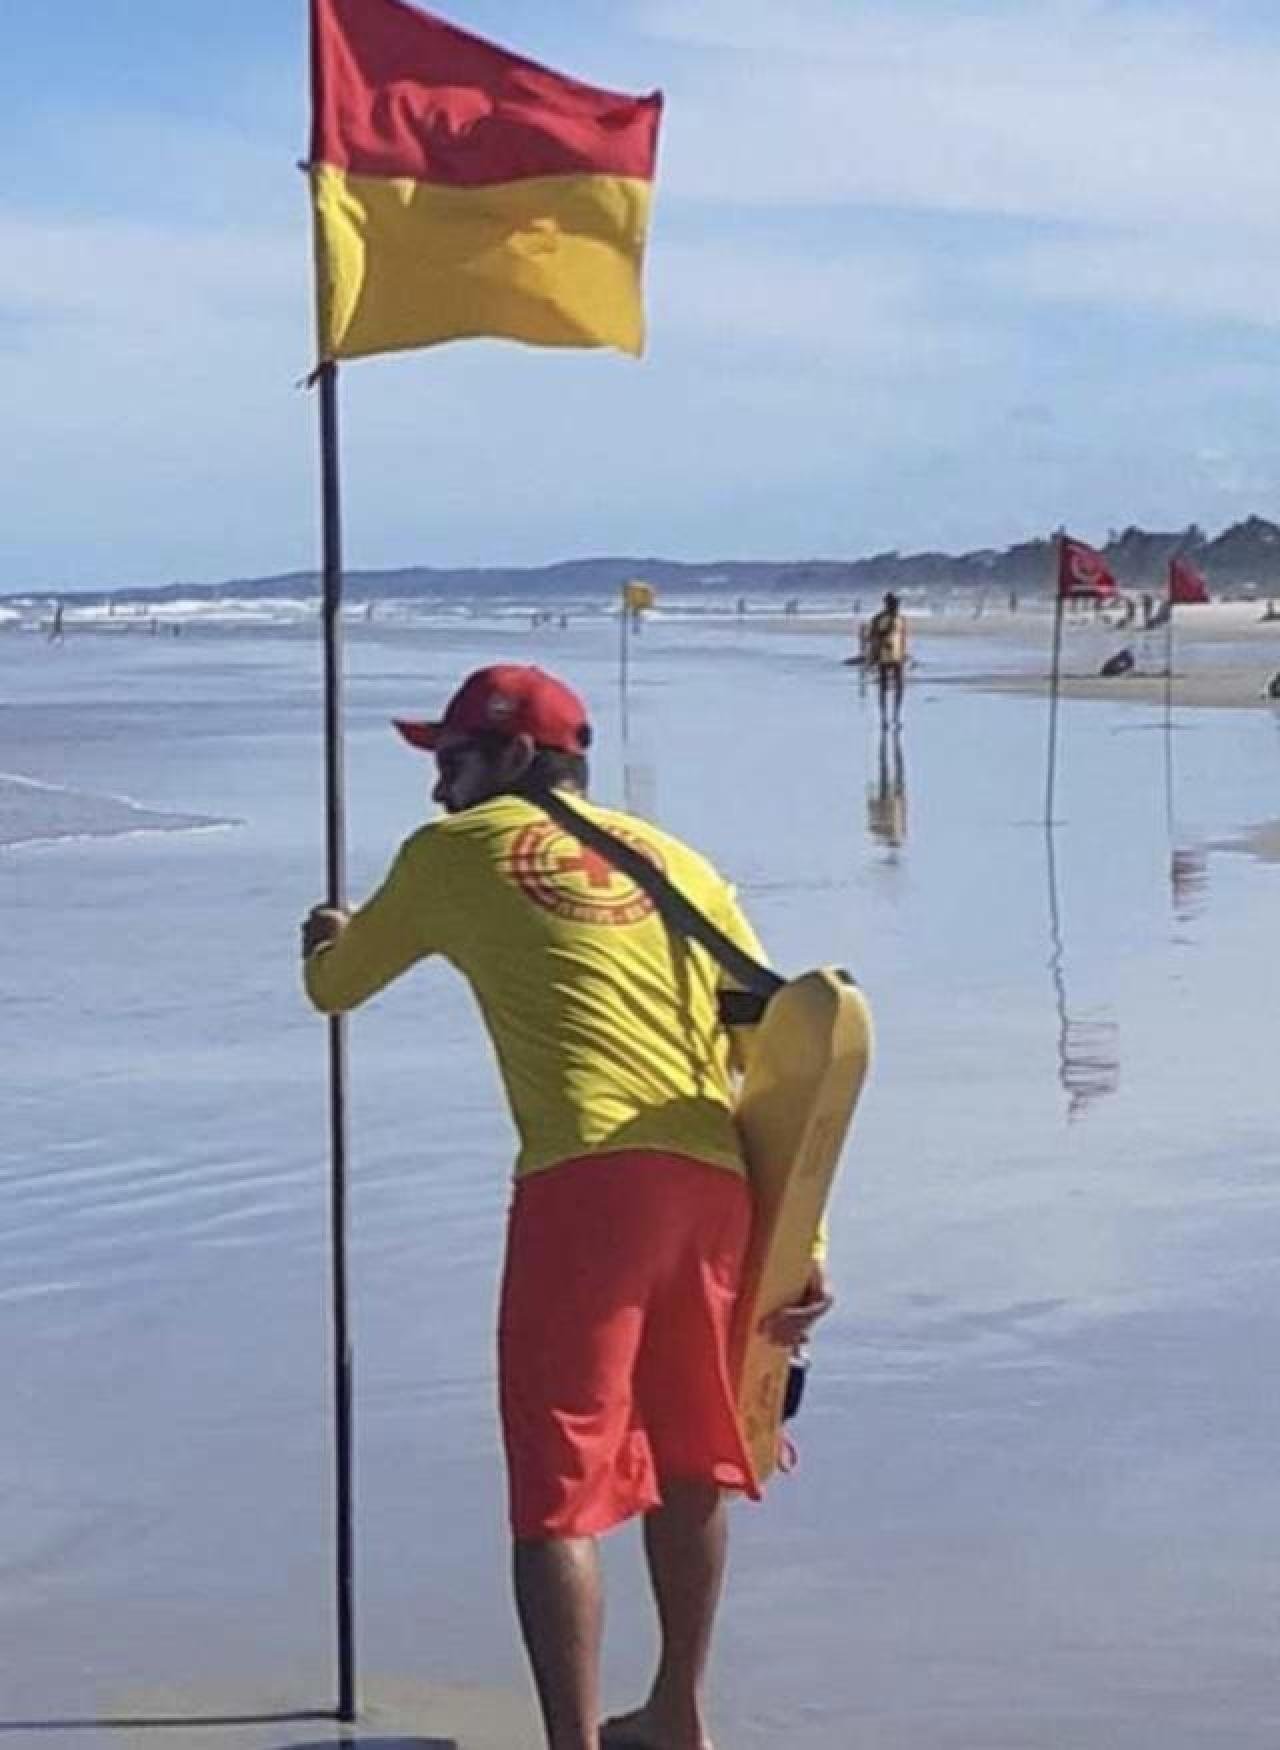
[393,665,591,755]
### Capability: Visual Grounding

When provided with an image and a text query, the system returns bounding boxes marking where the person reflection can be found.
[866,726,907,850]
[1045,824,1120,1120]
[1169,845,1209,922]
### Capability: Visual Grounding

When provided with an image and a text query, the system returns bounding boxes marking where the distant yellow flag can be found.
[623,580,656,611]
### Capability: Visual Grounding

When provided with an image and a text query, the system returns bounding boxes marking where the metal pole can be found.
[619,588,630,695]
[1163,567,1177,843]
[1044,543,1065,825]
[317,360,357,1724]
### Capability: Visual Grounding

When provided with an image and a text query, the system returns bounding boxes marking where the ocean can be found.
[4,605,1279,1748]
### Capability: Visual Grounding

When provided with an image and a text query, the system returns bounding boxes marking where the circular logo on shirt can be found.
[508,821,664,926]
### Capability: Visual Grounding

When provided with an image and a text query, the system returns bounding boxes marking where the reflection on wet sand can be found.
[1045,825,1120,1120]
[1162,679,1212,923]
[866,727,907,851]
[618,665,657,819]
[1170,844,1210,921]
[624,759,657,819]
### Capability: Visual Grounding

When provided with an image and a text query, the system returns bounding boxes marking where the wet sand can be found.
[6,611,1280,1750]
[102,1675,542,1749]
[944,668,1279,709]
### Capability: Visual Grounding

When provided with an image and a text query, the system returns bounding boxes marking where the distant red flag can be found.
[1168,555,1210,605]
[1057,536,1117,599]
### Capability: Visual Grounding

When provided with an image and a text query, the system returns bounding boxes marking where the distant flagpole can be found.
[1164,557,1176,730]
[618,580,655,698]
[1045,536,1066,824]
[619,584,631,696]
[316,360,357,1724]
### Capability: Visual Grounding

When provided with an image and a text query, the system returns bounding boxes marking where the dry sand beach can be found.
[752,598,1280,711]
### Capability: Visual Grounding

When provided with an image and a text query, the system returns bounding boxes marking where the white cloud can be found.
[0,210,315,587]
[652,238,997,376]
[993,225,1280,328]
[637,0,1280,239]
[0,213,299,330]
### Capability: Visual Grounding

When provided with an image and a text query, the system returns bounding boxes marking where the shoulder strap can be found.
[532,787,783,1011]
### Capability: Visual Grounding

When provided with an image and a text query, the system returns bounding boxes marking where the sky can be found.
[5,0,1280,591]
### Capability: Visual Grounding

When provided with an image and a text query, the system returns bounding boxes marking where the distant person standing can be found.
[867,592,908,726]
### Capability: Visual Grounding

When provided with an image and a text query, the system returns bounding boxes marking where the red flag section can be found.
[1168,555,1210,605]
[310,0,661,185]
[1057,537,1117,599]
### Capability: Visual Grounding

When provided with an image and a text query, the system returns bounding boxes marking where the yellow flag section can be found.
[309,0,663,362]
[731,971,873,1486]
[622,580,656,611]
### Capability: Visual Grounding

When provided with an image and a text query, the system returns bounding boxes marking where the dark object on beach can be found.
[1100,648,1136,678]
[1265,671,1280,700]
[783,1352,809,1421]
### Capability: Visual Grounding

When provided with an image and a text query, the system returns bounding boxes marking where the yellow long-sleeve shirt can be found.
[304,792,765,1181]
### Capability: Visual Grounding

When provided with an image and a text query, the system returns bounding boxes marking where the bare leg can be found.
[603,1480,726,1750]
[877,666,889,727]
[513,1535,603,1750]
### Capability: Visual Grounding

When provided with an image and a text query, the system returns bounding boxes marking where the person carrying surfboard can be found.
[867,591,909,727]
[301,663,833,1750]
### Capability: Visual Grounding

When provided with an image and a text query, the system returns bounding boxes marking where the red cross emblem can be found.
[553,846,617,890]
[507,822,663,925]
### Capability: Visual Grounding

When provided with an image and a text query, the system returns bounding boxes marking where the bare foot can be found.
[600,1705,714,1750]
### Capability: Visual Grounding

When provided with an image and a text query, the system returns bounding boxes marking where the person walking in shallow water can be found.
[301,665,832,1750]
[867,592,908,726]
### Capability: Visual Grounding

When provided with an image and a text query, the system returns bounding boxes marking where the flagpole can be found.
[619,586,631,695]
[1164,566,1175,729]
[1044,537,1065,824]
[317,359,357,1724]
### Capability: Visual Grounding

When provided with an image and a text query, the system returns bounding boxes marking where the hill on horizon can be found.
[10,515,1280,605]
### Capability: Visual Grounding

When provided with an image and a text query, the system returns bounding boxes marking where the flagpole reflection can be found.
[1044,822,1120,1120]
[618,655,656,819]
[1163,701,1209,923]
[1161,565,1211,922]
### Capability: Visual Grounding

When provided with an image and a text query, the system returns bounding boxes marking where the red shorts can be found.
[498,1150,759,1540]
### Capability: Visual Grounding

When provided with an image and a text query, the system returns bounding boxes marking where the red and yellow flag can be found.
[308,0,663,363]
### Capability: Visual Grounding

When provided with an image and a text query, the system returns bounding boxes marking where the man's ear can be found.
[502,732,537,780]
